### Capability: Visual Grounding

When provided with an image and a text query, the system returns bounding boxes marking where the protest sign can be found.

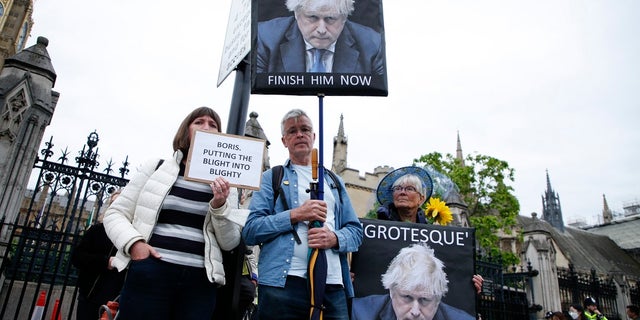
[351,219,476,317]
[185,130,266,190]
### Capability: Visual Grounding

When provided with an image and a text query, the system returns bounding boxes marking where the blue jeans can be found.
[117,258,217,320]
[257,276,348,320]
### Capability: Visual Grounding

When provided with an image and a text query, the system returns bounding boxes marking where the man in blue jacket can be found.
[256,0,385,75]
[242,109,363,320]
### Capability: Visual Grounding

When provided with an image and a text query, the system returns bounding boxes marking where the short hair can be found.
[381,243,449,298]
[628,305,640,314]
[286,0,355,16]
[392,174,427,198]
[173,107,222,155]
[281,108,312,135]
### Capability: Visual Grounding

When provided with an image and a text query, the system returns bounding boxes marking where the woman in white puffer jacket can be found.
[104,106,246,320]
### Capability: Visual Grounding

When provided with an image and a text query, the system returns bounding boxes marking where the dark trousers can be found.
[213,275,256,320]
[257,276,348,320]
[76,296,103,320]
[117,258,217,320]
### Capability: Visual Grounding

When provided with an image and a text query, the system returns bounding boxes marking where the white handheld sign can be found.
[185,130,265,190]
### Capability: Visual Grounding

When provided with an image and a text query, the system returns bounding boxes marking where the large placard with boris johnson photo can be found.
[251,0,388,96]
[350,219,477,319]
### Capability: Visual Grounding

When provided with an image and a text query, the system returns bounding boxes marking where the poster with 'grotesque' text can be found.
[351,219,477,320]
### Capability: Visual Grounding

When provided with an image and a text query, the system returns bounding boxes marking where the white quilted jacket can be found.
[103,151,245,285]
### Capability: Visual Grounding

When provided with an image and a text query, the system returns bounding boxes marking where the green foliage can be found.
[365,202,379,219]
[501,251,520,267]
[415,152,521,266]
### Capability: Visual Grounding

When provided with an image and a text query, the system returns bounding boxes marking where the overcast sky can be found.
[28,0,640,225]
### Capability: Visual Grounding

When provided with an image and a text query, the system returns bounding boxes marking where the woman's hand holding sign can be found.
[209,177,230,209]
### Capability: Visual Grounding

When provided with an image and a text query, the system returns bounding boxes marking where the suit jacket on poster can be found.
[256,16,384,75]
[351,294,475,320]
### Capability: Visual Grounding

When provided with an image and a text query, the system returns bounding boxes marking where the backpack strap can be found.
[271,165,301,244]
[325,169,343,205]
[271,165,288,210]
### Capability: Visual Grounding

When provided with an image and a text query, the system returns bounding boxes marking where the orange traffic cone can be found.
[51,299,61,320]
[31,290,46,320]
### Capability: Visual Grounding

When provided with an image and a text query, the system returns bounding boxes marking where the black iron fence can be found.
[475,254,539,320]
[558,264,621,320]
[0,131,545,319]
[0,132,129,320]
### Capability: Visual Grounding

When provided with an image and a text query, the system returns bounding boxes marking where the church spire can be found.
[337,113,345,138]
[542,170,564,231]
[456,131,465,167]
[331,114,348,174]
[602,194,613,224]
[244,111,271,170]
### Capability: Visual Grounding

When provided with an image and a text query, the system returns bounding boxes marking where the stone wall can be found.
[339,166,392,217]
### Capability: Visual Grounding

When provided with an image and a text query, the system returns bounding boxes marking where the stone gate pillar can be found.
[0,36,58,239]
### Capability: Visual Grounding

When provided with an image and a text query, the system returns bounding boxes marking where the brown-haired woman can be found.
[104,106,245,320]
